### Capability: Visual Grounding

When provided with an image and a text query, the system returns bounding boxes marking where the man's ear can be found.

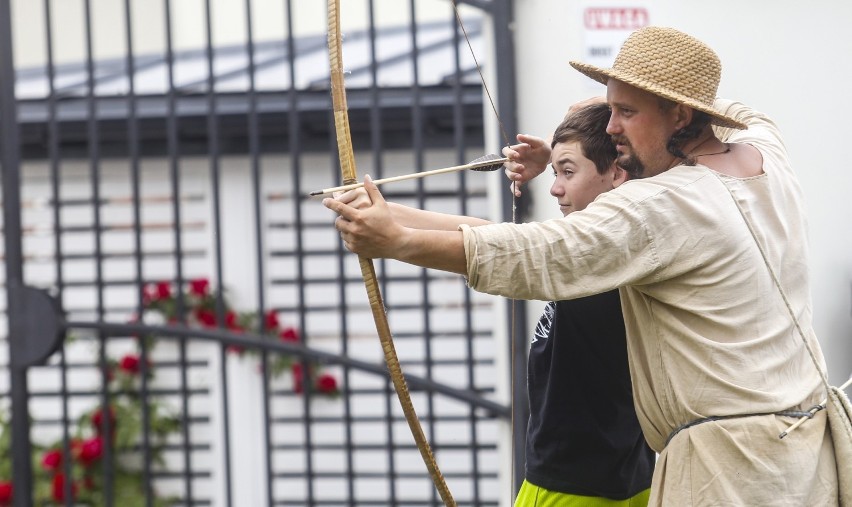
[610,163,629,188]
[673,104,693,130]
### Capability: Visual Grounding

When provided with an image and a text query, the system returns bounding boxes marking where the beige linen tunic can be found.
[462,101,838,505]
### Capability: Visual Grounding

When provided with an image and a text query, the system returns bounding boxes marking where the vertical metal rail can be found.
[364,10,386,252]
[162,1,194,503]
[241,1,275,505]
[408,2,440,504]
[81,1,115,504]
[365,1,388,502]
[485,0,527,495]
[202,0,234,503]
[284,0,316,502]
[365,1,398,503]
[43,1,76,504]
[0,0,31,504]
[449,11,484,501]
[121,2,155,505]
[324,25,343,507]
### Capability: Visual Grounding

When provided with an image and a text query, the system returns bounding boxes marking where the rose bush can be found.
[0,367,180,506]
[0,277,339,505]
[143,277,340,395]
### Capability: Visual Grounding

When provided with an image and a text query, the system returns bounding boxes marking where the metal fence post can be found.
[0,0,33,505]
[489,0,529,496]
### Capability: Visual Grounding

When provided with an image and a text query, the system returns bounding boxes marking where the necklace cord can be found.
[683,134,730,166]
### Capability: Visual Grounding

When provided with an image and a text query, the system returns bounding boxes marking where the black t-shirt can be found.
[525,290,655,499]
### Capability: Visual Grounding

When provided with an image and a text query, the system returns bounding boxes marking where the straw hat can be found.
[570,26,747,130]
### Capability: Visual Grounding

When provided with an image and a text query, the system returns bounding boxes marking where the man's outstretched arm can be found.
[324,176,469,275]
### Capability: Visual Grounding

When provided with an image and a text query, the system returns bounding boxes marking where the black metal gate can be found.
[0,1,525,506]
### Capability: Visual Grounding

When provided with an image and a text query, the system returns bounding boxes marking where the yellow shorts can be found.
[514,480,651,507]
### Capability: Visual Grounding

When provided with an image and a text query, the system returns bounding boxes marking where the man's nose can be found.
[606,116,620,135]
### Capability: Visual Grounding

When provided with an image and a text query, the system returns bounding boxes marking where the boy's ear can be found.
[611,163,629,188]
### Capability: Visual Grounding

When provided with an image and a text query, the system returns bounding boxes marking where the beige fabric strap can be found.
[715,174,832,393]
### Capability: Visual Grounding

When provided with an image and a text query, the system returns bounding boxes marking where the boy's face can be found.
[549,140,617,216]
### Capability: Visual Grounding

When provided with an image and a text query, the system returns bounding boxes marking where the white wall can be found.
[9,0,469,68]
[511,0,852,385]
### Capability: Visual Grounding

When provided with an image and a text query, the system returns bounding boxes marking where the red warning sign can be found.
[584,7,649,30]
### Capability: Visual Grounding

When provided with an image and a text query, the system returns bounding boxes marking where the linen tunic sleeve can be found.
[461,189,664,301]
[713,99,788,160]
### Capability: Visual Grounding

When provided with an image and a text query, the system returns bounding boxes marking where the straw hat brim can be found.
[569,61,748,130]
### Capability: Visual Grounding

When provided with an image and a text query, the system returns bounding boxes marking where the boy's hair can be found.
[550,103,617,175]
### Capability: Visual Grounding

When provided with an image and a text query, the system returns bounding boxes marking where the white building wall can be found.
[511,0,852,386]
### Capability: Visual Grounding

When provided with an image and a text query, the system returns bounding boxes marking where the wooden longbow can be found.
[326,1,456,504]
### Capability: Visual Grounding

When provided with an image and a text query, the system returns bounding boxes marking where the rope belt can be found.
[664,405,824,448]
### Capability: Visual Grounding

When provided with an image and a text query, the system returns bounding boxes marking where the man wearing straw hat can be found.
[325,26,839,504]
[338,103,655,505]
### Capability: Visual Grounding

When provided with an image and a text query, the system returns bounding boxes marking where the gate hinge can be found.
[8,285,65,368]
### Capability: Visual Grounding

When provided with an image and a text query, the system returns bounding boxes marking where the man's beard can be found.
[611,135,652,179]
[616,152,646,179]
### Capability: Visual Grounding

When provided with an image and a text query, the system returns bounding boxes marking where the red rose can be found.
[51,473,77,502]
[316,374,338,394]
[0,481,11,503]
[195,308,217,327]
[189,278,209,297]
[226,345,244,355]
[279,327,299,343]
[142,284,158,305]
[142,281,172,305]
[264,310,280,330]
[91,406,116,434]
[156,281,171,299]
[119,354,141,375]
[225,311,241,331]
[292,363,304,393]
[41,449,62,471]
[76,437,103,465]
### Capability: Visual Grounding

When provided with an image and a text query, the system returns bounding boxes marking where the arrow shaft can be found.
[310,157,508,196]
